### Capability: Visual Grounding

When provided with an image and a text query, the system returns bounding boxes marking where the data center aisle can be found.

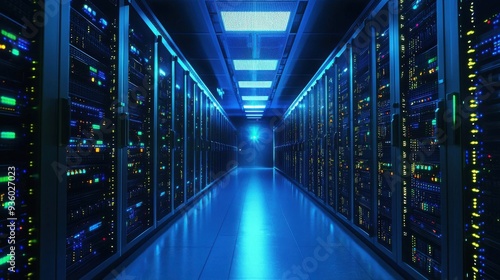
[110,168,401,280]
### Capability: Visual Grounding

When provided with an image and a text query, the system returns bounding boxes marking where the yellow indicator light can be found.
[472,224,480,229]
[469,87,477,91]
[472,233,480,238]
[471,129,479,133]
[472,212,480,217]
[95,148,100,153]
[472,188,480,192]
[468,49,476,53]
[467,30,475,35]
[469,74,477,78]
[471,141,478,145]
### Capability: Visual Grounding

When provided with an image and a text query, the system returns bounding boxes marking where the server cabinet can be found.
[307,89,316,194]
[353,24,374,235]
[194,84,201,195]
[299,98,305,187]
[461,1,500,279]
[399,0,443,278]
[185,74,194,201]
[200,91,206,190]
[374,6,393,251]
[317,75,327,203]
[203,94,209,188]
[337,49,352,220]
[0,1,42,278]
[156,39,173,221]
[326,66,338,210]
[125,6,154,243]
[205,99,211,185]
[65,0,119,277]
[173,60,185,209]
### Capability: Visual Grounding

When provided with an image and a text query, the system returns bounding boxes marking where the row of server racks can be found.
[274,0,500,279]
[0,0,238,279]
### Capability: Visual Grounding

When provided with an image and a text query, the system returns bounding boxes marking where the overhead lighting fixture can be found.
[246,114,263,117]
[245,110,264,113]
[221,11,291,32]
[239,81,273,88]
[242,95,269,101]
[243,105,266,109]
[233,60,278,71]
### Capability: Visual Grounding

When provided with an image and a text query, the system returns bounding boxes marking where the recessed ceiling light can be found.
[242,95,269,101]
[233,60,278,71]
[239,81,273,88]
[245,110,264,113]
[246,114,263,117]
[221,11,291,32]
[243,105,266,109]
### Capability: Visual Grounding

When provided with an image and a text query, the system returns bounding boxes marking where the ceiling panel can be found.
[146,0,372,123]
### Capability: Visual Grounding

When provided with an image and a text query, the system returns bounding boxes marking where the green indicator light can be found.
[0,176,8,183]
[0,255,10,265]
[89,66,97,73]
[1,131,16,139]
[1,30,17,40]
[428,57,437,64]
[96,140,103,145]
[1,96,16,106]
[453,94,457,126]
[94,178,100,183]
[137,131,143,136]
[92,124,100,130]
[432,119,437,126]
[97,81,102,86]
[12,49,19,56]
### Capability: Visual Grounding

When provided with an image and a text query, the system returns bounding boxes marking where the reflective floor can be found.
[110,168,402,280]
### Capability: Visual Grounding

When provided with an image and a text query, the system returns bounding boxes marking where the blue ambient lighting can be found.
[239,81,273,88]
[243,105,266,109]
[221,11,291,32]
[233,60,278,71]
[242,95,269,101]
[249,126,261,142]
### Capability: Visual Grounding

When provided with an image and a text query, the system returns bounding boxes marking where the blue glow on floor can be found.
[109,168,402,280]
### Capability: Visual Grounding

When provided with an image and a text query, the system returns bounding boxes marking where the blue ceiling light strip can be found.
[233,60,278,71]
[238,81,273,88]
[242,96,269,101]
[221,11,291,32]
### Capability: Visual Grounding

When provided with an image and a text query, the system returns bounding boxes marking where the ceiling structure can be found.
[145,0,372,123]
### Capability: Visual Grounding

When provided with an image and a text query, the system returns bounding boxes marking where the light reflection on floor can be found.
[109,168,402,280]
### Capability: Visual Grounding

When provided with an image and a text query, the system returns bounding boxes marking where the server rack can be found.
[336,48,352,220]
[194,84,201,195]
[185,74,195,201]
[352,23,374,235]
[172,59,185,209]
[126,5,155,243]
[326,66,338,210]
[156,39,173,221]
[273,0,491,278]
[461,1,500,279]
[0,0,238,278]
[374,6,393,251]
[0,1,42,278]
